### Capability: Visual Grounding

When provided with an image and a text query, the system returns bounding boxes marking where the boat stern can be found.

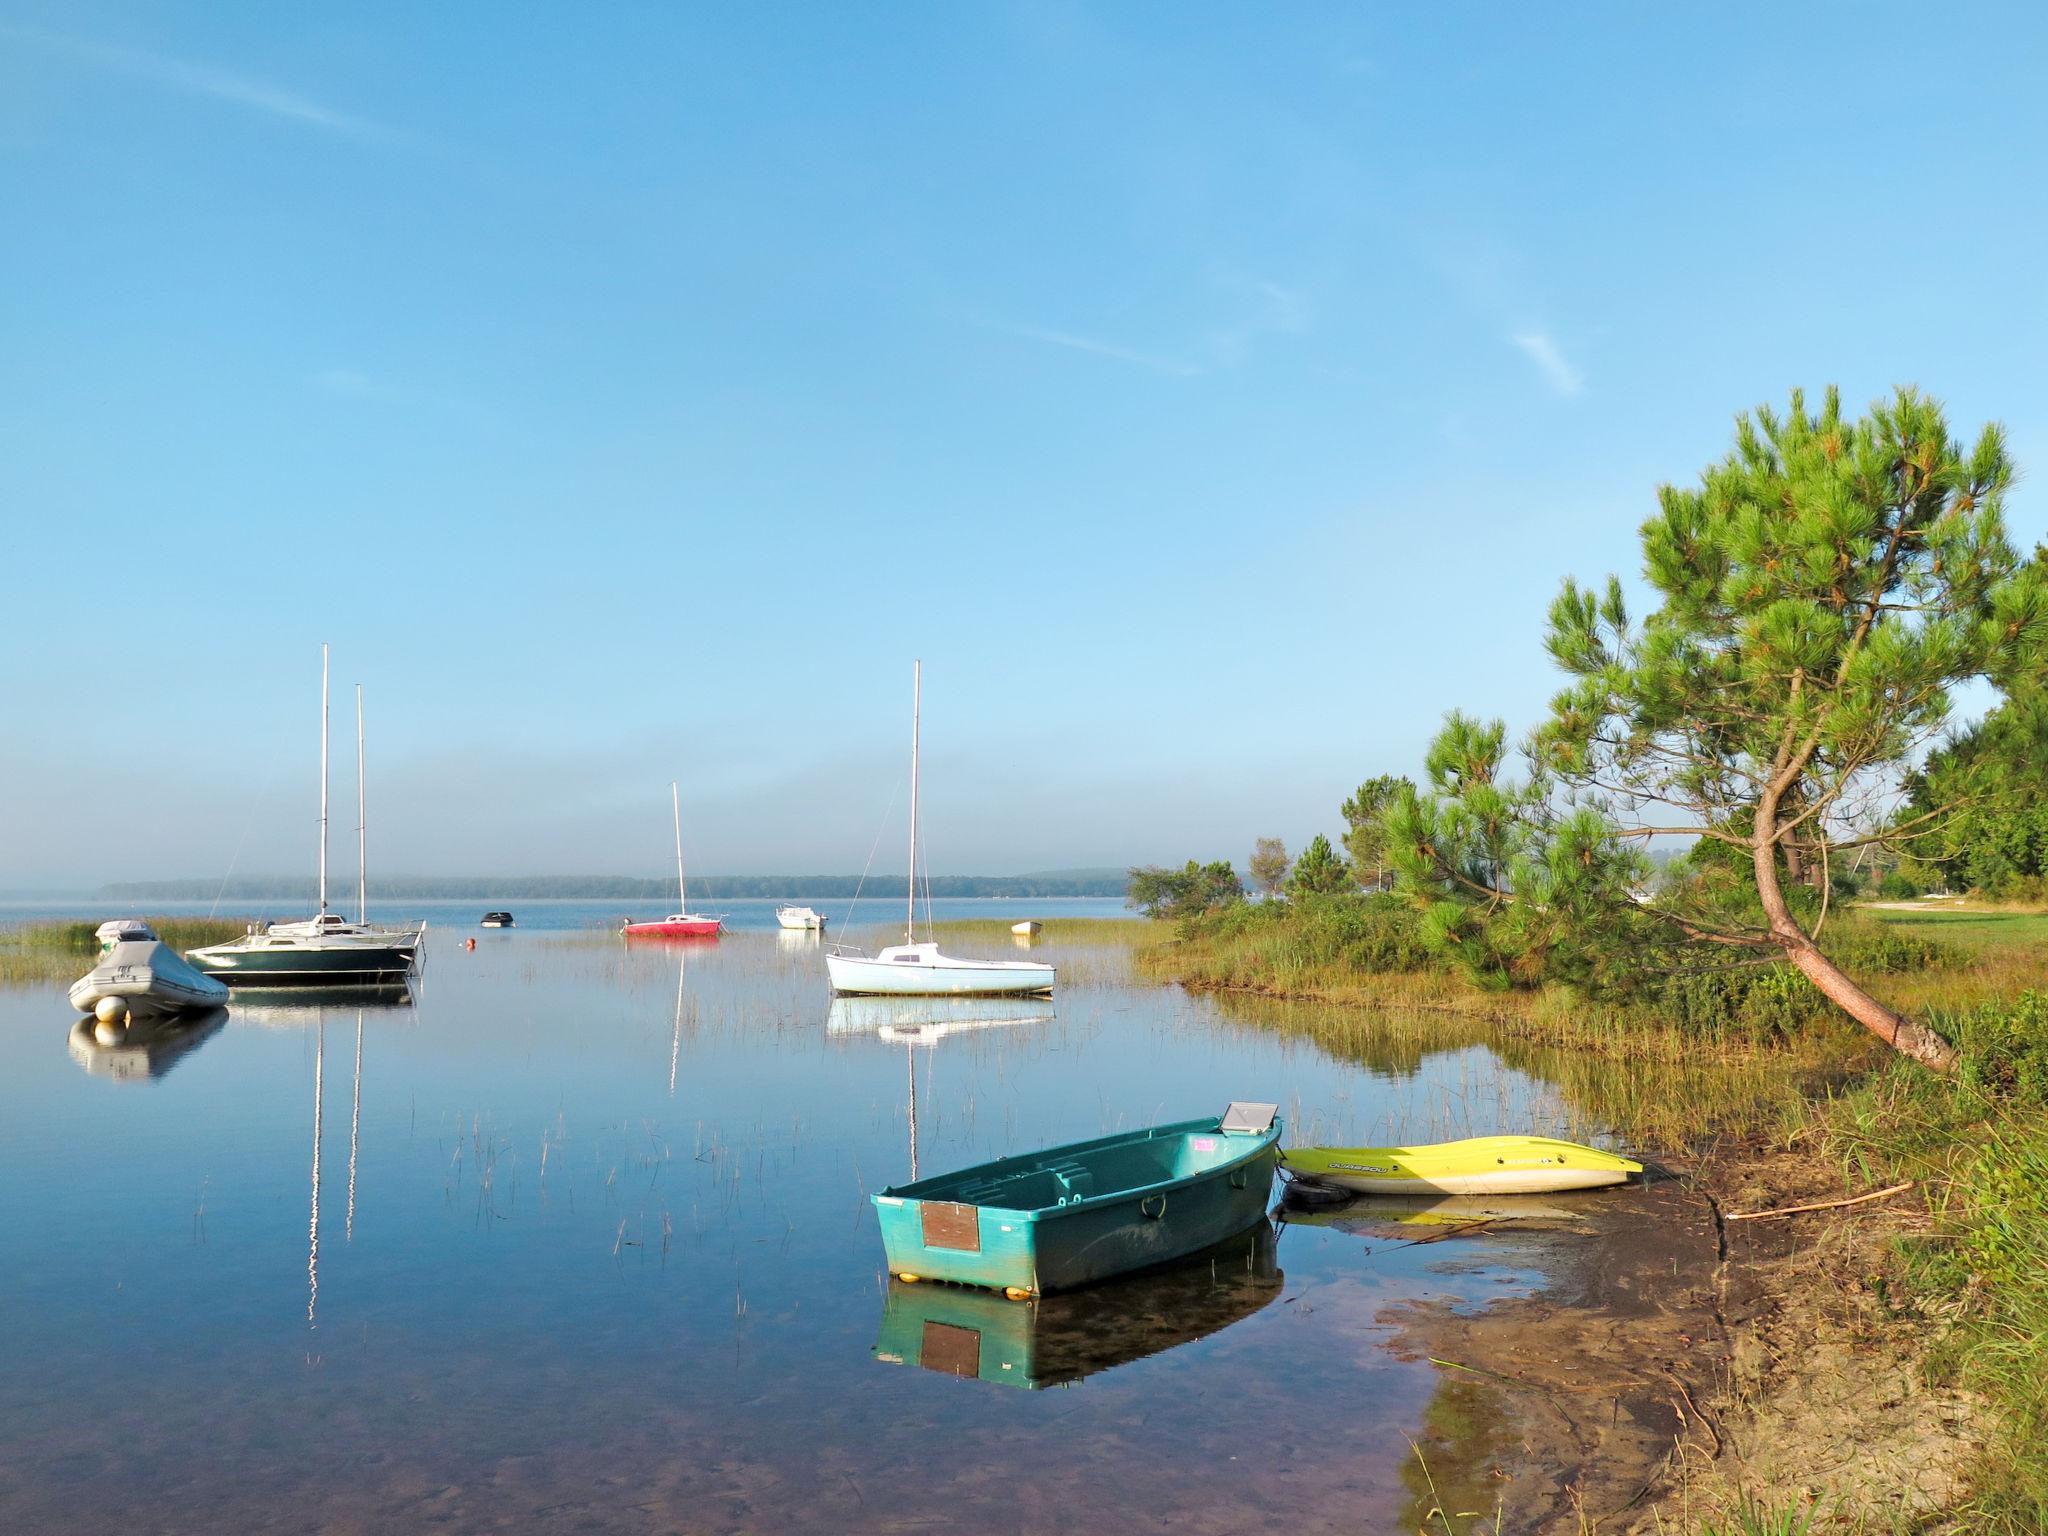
[872,1194,1040,1294]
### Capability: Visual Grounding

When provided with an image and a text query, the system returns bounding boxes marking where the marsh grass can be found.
[0,917,252,983]
[1821,1064,2048,1532]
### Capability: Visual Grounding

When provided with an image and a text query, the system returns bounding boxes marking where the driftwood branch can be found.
[1724,1180,1915,1222]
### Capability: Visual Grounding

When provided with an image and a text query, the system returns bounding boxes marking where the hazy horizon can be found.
[5,5,2045,888]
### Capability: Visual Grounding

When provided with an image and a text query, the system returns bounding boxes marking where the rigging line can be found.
[208,777,277,919]
[838,770,907,934]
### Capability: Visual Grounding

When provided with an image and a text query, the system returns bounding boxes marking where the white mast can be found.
[318,643,331,916]
[671,781,686,914]
[355,684,367,925]
[907,660,921,947]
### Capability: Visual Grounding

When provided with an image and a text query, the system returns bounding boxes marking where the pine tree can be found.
[1517,386,2048,1068]
[1287,834,1351,897]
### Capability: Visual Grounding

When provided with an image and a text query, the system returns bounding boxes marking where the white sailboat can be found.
[189,652,424,984]
[825,662,1056,998]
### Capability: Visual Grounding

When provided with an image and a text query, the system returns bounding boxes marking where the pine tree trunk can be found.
[1752,803,1957,1072]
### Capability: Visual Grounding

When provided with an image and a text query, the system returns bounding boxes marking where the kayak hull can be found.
[873,1112,1281,1295]
[1282,1135,1641,1196]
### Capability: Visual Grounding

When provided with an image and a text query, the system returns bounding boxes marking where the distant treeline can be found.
[97,871,1132,901]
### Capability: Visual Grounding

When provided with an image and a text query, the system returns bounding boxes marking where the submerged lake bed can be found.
[0,921,1708,1534]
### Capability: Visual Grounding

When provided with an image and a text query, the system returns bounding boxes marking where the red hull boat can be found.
[622,783,724,941]
[623,915,723,939]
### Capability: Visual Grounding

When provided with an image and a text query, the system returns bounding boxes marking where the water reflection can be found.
[873,1220,1282,1389]
[825,995,1055,1041]
[66,1007,228,1082]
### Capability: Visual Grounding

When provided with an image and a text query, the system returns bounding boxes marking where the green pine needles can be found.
[1392,386,2048,1067]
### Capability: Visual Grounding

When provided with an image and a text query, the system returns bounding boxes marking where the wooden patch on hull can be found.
[920,1201,981,1251]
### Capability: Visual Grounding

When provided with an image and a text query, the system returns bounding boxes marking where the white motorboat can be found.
[69,922,230,1021]
[776,905,827,931]
[826,662,1056,999]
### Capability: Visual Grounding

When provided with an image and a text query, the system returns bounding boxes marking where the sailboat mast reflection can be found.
[309,1019,324,1328]
[669,952,685,1097]
[347,1009,362,1241]
[906,1040,920,1181]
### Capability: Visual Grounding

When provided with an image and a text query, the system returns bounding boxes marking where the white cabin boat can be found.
[776,905,827,930]
[826,942,1054,997]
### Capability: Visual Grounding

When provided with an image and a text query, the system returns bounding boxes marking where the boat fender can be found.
[896,1272,921,1284]
[1003,1287,1032,1301]
[95,996,130,1027]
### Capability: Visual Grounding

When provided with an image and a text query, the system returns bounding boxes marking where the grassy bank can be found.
[1143,893,2048,1530]
[0,917,250,982]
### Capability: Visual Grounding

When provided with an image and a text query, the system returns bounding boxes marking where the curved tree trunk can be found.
[1752,804,1957,1072]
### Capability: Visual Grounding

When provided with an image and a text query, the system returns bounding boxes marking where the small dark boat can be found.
[480,912,515,928]
[872,1102,1281,1296]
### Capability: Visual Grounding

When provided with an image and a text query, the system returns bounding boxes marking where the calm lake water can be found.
[0,923,1599,1534]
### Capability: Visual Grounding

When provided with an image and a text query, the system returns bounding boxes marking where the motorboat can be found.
[480,912,515,928]
[622,783,724,939]
[68,921,229,1021]
[776,905,827,930]
[1011,920,1042,937]
[187,653,424,985]
[827,662,1056,998]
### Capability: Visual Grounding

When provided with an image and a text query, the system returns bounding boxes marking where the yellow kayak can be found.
[1282,1135,1641,1196]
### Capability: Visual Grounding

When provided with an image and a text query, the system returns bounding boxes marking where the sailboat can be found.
[621,783,725,938]
[189,651,424,985]
[825,663,1056,997]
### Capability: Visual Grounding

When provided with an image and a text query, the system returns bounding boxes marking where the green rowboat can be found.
[1282,1135,1641,1196]
[872,1102,1282,1296]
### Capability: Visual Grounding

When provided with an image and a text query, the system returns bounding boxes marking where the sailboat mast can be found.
[318,643,330,915]
[671,781,686,912]
[907,660,921,947]
[356,685,367,925]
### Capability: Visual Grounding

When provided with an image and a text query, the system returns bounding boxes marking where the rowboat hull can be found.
[1282,1135,1641,1196]
[873,1113,1282,1295]
[872,1220,1281,1388]
[776,907,826,930]
[828,945,1054,997]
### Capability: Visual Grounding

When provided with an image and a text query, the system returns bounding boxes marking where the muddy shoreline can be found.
[1370,1149,1983,1533]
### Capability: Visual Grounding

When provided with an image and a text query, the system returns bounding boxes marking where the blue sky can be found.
[3,2,2046,888]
